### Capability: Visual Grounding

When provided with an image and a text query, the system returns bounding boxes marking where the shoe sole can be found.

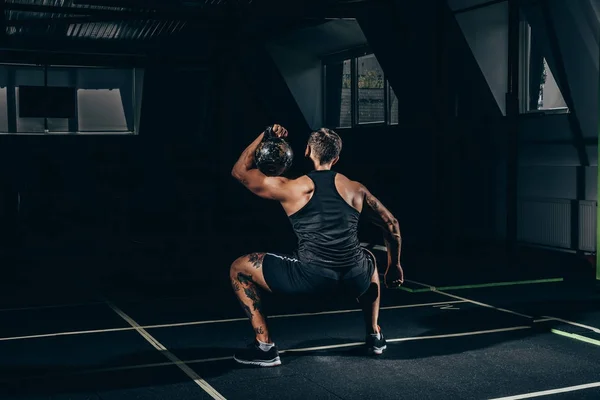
[369,345,387,355]
[233,356,282,367]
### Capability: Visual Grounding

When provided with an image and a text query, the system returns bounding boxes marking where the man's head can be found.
[305,128,342,168]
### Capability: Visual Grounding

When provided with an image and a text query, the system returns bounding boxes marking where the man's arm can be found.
[231,128,289,201]
[360,185,403,287]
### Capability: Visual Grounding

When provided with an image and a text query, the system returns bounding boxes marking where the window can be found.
[324,59,352,128]
[0,88,8,133]
[519,20,567,113]
[324,50,398,128]
[0,65,139,134]
[78,89,128,132]
[389,85,399,125]
[77,68,133,133]
[357,54,385,124]
[15,67,45,133]
[533,58,567,110]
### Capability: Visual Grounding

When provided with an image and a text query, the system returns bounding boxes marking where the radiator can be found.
[517,198,571,248]
[579,201,597,252]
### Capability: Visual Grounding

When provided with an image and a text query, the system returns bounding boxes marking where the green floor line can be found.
[435,278,563,291]
[551,329,600,347]
[396,286,416,293]
[395,278,563,293]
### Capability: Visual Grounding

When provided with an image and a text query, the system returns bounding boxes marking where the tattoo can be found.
[248,253,264,269]
[237,272,253,284]
[244,285,263,313]
[242,304,253,319]
[255,326,264,335]
[231,279,240,292]
[366,194,380,210]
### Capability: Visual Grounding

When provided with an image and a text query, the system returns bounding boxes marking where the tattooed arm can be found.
[231,124,291,201]
[360,185,403,287]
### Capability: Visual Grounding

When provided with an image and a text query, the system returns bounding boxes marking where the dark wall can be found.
[0,2,508,295]
[0,64,215,291]
[356,0,505,253]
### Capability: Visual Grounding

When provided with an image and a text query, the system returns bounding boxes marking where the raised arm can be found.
[231,125,290,201]
[360,185,403,288]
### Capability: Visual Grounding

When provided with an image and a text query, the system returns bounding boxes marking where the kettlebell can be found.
[254,126,294,176]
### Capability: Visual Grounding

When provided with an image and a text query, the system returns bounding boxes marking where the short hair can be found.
[308,128,342,164]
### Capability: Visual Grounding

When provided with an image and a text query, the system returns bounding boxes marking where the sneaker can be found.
[233,340,282,367]
[366,327,387,355]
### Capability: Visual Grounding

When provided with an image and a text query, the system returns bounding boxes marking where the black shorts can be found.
[262,249,376,298]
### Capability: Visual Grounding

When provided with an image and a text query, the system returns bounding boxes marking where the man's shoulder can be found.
[283,174,314,191]
[333,172,364,191]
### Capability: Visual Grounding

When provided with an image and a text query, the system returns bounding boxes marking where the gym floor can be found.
[1,247,599,400]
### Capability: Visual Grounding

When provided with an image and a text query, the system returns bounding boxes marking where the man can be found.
[230,124,403,367]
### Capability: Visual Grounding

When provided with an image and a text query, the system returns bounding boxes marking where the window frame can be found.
[322,46,398,129]
[518,17,569,115]
[0,64,139,135]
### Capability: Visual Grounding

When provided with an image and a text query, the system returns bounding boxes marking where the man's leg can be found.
[229,252,272,343]
[356,250,387,355]
[357,268,381,335]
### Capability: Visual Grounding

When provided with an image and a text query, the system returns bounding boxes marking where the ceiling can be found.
[267,19,367,58]
[0,0,378,65]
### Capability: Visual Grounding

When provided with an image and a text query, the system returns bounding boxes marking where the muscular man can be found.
[230,124,403,367]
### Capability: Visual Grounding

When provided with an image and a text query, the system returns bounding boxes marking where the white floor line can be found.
[407,279,600,348]
[0,326,136,342]
[488,381,600,400]
[0,300,465,342]
[541,316,600,334]
[386,326,532,343]
[141,300,467,330]
[14,324,534,380]
[280,326,532,353]
[106,301,226,400]
[406,279,533,319]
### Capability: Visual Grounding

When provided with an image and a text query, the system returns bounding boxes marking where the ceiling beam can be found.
[4,1,374,21]
[0,34,225,58]
[4,2,231,19]
[5,15,221,29]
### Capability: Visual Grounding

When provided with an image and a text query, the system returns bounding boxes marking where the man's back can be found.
[283,170,366,268]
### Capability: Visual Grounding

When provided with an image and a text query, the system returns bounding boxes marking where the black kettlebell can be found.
[254,126,294,176]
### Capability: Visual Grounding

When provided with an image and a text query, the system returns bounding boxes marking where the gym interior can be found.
[0,0,599,399]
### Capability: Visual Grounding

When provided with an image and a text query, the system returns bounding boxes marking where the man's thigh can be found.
[340,249,377,298]
[262,253,338,295]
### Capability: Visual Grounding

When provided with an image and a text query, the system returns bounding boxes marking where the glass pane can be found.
[325,59,352,128]
[358,54,384,124]
[77,68,133,132]
[78,89,128,132]
[389,85,399,125]
[47,118,69,132]
[47,68,74,133]
[524,21,567,112]
[535,58,567,110]
[15,67,45,133]
[0,88,8,133]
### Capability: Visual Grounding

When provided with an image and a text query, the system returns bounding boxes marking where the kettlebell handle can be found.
[263,125,275,139]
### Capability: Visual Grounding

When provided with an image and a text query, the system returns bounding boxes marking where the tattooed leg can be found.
[230,253,272,343]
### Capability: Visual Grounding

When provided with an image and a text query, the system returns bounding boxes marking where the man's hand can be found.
[384,264,404,289]
[231,123,292,201]
[271,124,288,138]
